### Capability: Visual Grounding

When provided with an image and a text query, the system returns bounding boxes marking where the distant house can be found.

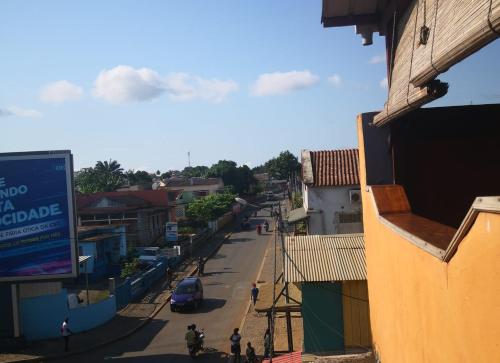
[289,149,362,234]
[76,190,173,248]
[163,177,224,219]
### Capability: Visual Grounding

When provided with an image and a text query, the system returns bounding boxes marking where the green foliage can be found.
[182,165,209,178]
[186,192,236,223]
[207,160,256,194]
[264,150,301,180]
[75,159,126,193]
[178,226,197,235]
[292,192,303,209]
[125,170,153,185]
[120,258,139,278]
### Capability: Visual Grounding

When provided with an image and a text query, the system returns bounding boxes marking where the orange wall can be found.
[357,116,500,363]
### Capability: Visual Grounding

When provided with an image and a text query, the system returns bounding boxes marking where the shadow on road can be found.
[101,351,229,363]
[202,271,236,277]
[225,238,252,244]
[179,298,226,314]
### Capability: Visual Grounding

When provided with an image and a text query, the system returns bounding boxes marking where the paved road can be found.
[71,212,273,363]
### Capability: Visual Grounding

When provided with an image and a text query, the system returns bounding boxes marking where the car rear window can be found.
[175,283,196,294]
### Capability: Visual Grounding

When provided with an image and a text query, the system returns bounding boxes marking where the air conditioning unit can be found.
[349,190,361,204]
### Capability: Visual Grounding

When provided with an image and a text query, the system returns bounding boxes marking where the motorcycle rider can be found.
[197,256,204,276]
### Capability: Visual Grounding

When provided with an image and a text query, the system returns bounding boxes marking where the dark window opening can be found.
[391,104,500,229]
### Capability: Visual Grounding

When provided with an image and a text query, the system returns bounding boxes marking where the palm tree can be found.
[95,159,123,176]
[93,159,125,192]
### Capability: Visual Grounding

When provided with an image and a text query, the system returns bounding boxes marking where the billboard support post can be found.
[11,284,20,337]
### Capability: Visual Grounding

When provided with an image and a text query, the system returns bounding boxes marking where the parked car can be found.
[170,277,204,311]
[138,247,162,264]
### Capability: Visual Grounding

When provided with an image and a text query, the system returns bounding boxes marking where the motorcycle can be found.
[188,329,205,358]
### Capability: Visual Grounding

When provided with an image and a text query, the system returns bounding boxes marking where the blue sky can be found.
[1,1,499,172]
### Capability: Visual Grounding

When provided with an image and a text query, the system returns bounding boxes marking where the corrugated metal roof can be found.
[284,234,366,283]
[309,149,360,187]
[286,207,308,223]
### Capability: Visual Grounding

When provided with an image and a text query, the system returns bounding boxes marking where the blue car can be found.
[170,277,204,311]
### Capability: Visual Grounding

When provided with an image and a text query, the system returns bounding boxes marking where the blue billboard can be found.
[0,151,77,281]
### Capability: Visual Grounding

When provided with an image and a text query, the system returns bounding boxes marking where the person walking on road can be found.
[60,317,73,352]
[251,283,259,306]
[246,342,257,363]
[230,328,242,363]
[263,328,271,358]
[166,266,174,288]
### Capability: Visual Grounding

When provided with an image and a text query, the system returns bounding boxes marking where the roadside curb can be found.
[4,232,233,363]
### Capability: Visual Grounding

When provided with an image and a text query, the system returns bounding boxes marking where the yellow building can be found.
[358,105,500,362]
[321,0,500,361]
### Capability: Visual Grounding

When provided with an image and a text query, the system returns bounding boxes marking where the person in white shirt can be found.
[60,317,73,351]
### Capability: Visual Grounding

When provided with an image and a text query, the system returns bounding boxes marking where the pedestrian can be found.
[263,328,271,358]
[246,342,257,363]
[166,266,174,288]
[60,317,73,352]
[251,283,259,306]
[230,328,242,363]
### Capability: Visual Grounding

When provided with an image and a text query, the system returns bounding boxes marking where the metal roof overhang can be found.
[284,234,366,283]
[321,0,382,27]
[286,207,308,223]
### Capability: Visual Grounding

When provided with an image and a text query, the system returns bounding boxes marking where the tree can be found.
[182,165,209,178]
[125,170,153,185]
[75,159,125,193]
[264,151,301,180]
[207,160,256,194]
[186,192,236,223]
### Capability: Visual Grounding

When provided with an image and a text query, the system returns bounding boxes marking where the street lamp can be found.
[235,197,287,362]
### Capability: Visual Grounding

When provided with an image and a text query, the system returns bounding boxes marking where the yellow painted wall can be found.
[342,280,372,348]
[357,116,500,363]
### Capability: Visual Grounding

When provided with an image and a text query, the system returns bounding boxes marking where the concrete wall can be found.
[20,288,116,340]
[357,115,500,362]
[305,185,362,235]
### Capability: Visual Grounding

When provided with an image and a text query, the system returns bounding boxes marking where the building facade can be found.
[301,149,362,235]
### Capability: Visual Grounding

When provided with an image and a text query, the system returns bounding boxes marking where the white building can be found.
[295,149,363,235]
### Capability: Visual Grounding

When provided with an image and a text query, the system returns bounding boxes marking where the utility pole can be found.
[187,151,191,167]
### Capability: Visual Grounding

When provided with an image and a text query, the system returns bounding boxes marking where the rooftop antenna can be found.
[188,151,191,167]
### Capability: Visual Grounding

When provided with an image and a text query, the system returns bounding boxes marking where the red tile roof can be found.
[310,149,360,187]
[77,190,169,210]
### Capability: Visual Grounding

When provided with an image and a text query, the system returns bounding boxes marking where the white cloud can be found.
[369,54,386,64]
[93,66,239,104]
[327,74,342,87]
[251,70,319,96]
[0,106,42,118]
[40,80,83,104]
[93,65,165,104]
[166,73,238,103]
[379,77,389,89]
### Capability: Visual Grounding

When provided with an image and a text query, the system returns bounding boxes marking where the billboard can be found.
[165,222,178,242]
[0,151,77,282]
